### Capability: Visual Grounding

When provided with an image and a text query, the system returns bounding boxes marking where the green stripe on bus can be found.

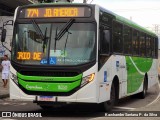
[126,56,153,93]
[17,72,82,82]
[18,73,82,92]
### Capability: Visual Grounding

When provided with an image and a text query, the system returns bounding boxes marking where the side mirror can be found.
[1,20,13,43]
[1,29,6,42]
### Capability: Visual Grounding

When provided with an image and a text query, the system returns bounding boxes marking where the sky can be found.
[73,0,160,32]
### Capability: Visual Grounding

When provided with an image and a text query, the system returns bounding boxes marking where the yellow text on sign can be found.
[27,9,39,17]
[44,8,78,17]
[17,52,42,60]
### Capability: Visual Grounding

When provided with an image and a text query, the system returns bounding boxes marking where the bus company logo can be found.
[58,85,68,90]
[26,85,43,90]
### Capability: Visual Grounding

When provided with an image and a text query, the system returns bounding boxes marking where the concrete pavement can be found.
[92,82,160,120]
[0,73,9,99]
[93,98,160,120]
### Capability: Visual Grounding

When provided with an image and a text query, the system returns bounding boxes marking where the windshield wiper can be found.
[54,18,75,51]
[43,27,48,53]
[63,31,72,64]
[31,20,44,40]
[31,20,48,52]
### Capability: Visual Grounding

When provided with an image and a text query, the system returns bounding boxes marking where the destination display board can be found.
[19,7,91,18]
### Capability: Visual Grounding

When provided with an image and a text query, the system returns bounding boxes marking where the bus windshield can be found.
[12,22,96,65]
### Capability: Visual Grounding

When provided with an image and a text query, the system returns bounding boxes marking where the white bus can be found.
[1,2,158,111]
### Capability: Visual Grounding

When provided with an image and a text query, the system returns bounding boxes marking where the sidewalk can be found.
[0,73,9,99]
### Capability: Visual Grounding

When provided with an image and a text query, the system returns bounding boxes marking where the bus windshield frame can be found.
[12,20,97,66]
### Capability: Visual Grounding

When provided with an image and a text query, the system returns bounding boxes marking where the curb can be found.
[0,94,9,99]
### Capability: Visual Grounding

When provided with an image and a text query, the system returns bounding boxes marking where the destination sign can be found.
[19,7,91,18]
[17,52,42,60]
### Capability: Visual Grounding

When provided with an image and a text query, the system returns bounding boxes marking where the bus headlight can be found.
[81,73,95,87]
[10,73,18,85]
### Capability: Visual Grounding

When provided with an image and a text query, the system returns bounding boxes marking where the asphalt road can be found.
[0,83,159,120]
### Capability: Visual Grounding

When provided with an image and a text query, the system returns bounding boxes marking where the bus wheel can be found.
[103,83,116,112]
[139,77,147,99]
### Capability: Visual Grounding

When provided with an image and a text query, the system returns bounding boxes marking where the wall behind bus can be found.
[0,16,13,60]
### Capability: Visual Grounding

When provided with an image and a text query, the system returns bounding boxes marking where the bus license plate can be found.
[38,96,55,101]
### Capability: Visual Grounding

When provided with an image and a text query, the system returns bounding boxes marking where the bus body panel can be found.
[147,59,158,88]
[9,4,158,109]
[10,63,99,103]
[98,55,127,102]
[98,55,158,102]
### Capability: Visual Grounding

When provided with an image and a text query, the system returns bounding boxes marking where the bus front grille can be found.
[20,71,79,77]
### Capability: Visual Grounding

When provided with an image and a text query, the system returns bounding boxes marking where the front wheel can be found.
[103,83,116,112]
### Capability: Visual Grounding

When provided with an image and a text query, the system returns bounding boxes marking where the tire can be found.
[103,83,116,112]
[139,77,147,99]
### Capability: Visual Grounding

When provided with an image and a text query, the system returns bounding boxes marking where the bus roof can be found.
[18,3,157,37]
[98,5,157,37]
[115,14,157,37]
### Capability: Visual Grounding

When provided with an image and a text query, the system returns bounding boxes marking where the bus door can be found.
[98,12,113,102]
[98,11,113,68]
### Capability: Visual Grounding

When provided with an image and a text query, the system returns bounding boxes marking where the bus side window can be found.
[146,35,152,57]
[112,21,123,53]
[123,26,132,55]
[132,30,139,56]
[100,29,110,55]
[139,32,146,57]
[151,37,155,57]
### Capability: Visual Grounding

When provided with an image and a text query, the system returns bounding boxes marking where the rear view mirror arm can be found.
[1,42,11,53]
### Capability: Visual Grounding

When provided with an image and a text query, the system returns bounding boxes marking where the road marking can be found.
[114,83,160,111]
[114,106,135,110]
[145,80,160,107]
[0,102,27,106]
[0,118,17,120]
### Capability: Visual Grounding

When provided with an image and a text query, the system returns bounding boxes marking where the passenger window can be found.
[146,36,152,57]
[155,38,158,58]
[132,30,139,56]
[113,21,123,53]
[139,33,146,56]
[100,30,110,54]
[123,26,132,55]
[151,37,155,57]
